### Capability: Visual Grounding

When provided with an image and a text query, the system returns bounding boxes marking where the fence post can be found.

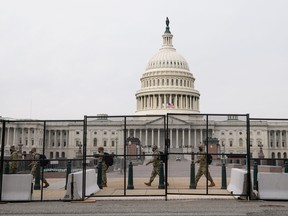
[221,163,227,189]
[97,161,103,189]
[189,160,196,189]
[65,160,72,190]
[285,161,288,173]
[127,161,134,189]
[253,161,258,191]
[34,163,41,190]
[158,161,165,189]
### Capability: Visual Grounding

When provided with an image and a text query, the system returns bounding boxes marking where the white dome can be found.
[146,49,190,71]
[135,18,200,115]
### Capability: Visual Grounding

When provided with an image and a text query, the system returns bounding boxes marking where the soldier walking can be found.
[144,145,161,186]
[195,145,215,187]
[29,147,49,188]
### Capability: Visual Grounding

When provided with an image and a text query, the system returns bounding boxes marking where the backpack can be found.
[208,154,213,165]
[104,152,114,167]
[38,154,50,167]
[159,151,166,163]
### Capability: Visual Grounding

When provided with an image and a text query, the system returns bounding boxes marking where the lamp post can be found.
[18,143,23,154]
[115,138,118,158]
[221,143,226,165]
[258,142,264,159]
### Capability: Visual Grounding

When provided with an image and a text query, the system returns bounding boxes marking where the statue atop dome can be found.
[165,17,171,33]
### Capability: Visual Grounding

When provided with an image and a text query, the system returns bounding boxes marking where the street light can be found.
[221,142,226,164]
[258,142,265,159]
[115,138,118,158]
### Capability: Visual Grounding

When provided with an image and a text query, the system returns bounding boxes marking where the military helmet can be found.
[198,145,204,152]
[152,145,158,151]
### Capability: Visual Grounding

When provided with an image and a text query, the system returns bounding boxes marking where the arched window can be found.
[61,152,65,158]
[271,152,275,158]
[277,152,281,158]
[56,152,59,158]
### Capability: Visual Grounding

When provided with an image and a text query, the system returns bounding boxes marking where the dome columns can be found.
[136,93,199,112]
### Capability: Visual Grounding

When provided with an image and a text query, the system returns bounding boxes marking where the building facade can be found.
[1,19,287,161]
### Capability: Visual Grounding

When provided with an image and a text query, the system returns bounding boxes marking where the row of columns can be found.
[126,128,207,150]
[0,127,39,148]
[46,130,69,148]
[0,127,70,149]
[136,94,199,111]
[268,130,288,149]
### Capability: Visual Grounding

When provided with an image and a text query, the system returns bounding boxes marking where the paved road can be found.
[1,199,288,216]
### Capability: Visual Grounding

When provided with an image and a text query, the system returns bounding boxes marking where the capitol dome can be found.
[135,18,200,115]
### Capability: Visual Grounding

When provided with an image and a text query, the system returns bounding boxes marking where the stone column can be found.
[194,129,197,148]
[21,128,24,146]
[274,131,277,148]
[157,129,160,149]
[139,129,142,144]
[13,127,16,145]
[280,130,283,148]
[7,127,10,146]
[27,128,30,147]
[145,129,148,148]
[151,129,154,146]
[54,130,57,148]
[176,129,179,148]
[182,129,185,148]
[188,129,191,148]
[60,130,63,148]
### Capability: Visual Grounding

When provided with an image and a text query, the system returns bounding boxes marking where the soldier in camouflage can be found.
[9,145,19,174]
[98,146,107,187]
[29,147,49,188]
[144,145,161,186]
[195,145,215,187]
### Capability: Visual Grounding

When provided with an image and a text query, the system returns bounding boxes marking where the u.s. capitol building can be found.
[1,18,287,161]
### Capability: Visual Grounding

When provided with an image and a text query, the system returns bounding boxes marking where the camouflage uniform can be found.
[98,147,107,187]
[195,146,215,187]
[145,146,160,186]
[30,150,49,188]
[9,146,18,174]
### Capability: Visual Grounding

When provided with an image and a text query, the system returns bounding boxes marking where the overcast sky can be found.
[1,0,288,120]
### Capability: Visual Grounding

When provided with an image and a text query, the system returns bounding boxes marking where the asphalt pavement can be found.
[1,199,288,216]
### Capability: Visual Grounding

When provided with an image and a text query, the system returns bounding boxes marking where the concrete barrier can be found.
[63,169,100,200]
[258,172,288,200]
[258,165,282,173]
[1,174,33,201]
[227,168,248,198]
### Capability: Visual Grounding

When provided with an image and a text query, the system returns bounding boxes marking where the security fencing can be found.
[1,114,288,202]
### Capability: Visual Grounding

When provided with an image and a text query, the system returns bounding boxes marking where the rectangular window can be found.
[104,140,107,147]
[112,141,115,147]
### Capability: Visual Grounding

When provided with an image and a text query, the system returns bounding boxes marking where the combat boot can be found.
[43,182,49,188]
[208,181,215,187]
[144,182,151,186]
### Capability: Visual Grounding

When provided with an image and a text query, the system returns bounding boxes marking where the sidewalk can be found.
[32,176,232,201]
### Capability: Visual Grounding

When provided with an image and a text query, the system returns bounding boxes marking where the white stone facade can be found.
[0,19,287,160]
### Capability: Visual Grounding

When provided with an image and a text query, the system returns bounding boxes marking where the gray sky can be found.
[1,0,288,120]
